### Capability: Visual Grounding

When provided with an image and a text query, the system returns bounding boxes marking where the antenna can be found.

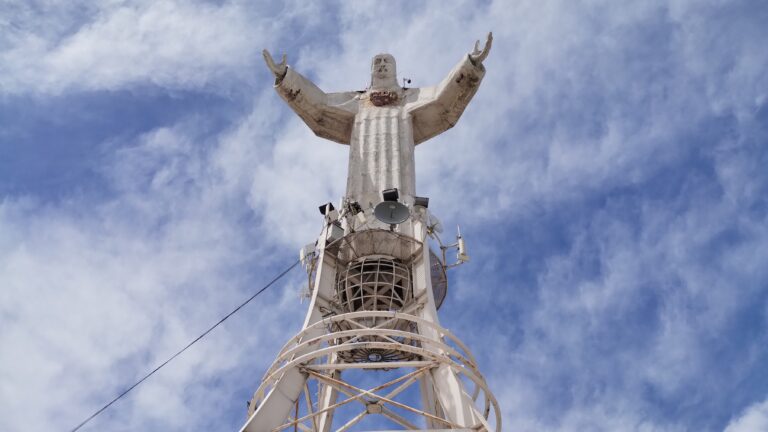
[373,201,410,225]
[428,213,444,234]
[457,225,470,263]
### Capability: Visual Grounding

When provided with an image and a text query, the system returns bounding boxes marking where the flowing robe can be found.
[274,55,485,208]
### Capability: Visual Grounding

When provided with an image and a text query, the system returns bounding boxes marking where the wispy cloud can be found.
[1,0,767,431]
[2,0,272,94]
[726,399,768,432]
[0,111,306,430]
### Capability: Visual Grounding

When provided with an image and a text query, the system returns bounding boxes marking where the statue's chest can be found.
[357,90,407,117]
[357,106,402,121]
[352,91,413,147]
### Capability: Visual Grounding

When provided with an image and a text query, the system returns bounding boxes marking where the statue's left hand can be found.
[469,32,493,65]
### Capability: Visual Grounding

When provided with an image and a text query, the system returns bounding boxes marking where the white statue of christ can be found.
[263,33,492,208]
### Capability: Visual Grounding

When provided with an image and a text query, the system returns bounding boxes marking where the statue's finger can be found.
[262,49,274,66]
[482,33,493,59]
[474,40,480,53]
[281,54,287,66]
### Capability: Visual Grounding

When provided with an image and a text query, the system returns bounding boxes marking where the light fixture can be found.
[414,196,429,208]
[382,188,399,202]
[318,202,335,215]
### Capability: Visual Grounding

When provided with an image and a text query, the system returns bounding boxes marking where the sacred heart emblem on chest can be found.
[369,90,399,107]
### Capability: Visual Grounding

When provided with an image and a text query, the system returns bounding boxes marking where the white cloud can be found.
[0,113,307,430]
[1,0,269,94]
[726,400,768,432]
[475,167,768,428]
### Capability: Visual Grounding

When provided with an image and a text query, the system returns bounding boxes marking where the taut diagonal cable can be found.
[68,258,301,432]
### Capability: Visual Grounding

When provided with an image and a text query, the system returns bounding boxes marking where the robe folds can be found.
[274,55,485,208]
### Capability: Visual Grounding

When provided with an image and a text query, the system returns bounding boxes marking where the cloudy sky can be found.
[2,0,768,431]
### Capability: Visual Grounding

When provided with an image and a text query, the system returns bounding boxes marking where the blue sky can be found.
[2,0,768,430]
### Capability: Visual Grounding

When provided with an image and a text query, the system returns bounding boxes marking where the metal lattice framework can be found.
[247,311,501,431]
[336,257,412,313]
[326,229,423,266]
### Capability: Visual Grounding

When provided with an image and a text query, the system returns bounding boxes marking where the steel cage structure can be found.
[336,257,413,314]
[246,311,501,431]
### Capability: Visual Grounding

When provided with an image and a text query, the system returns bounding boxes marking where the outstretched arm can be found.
[263,49,358,145]
[408,33,492,145]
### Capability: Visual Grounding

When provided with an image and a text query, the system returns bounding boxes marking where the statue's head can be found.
[370,53,397,89]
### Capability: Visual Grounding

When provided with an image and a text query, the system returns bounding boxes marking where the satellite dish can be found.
[374,201,410,225]
[428,214,444,234]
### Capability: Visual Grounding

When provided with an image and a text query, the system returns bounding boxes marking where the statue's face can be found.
[371,54,396,81]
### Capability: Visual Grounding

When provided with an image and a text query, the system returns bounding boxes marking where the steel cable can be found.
[68,258,302,432]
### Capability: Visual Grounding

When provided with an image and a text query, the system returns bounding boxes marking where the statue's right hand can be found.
[262,49,287,79]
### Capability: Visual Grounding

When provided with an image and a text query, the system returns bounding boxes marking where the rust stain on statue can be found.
[369,90,399,107]
[284,88,301,101]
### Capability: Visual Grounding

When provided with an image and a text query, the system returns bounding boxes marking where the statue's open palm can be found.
[470,32,493,65]
[262,49,287,79]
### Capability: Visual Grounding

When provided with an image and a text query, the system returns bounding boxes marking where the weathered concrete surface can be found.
[274,54,485,208]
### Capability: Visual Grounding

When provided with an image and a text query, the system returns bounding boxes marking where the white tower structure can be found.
[243,34,500,432]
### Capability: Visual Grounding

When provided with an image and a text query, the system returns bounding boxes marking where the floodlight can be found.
[414,196,429,208]
[382,188,399,202]
[318,202,335,215]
